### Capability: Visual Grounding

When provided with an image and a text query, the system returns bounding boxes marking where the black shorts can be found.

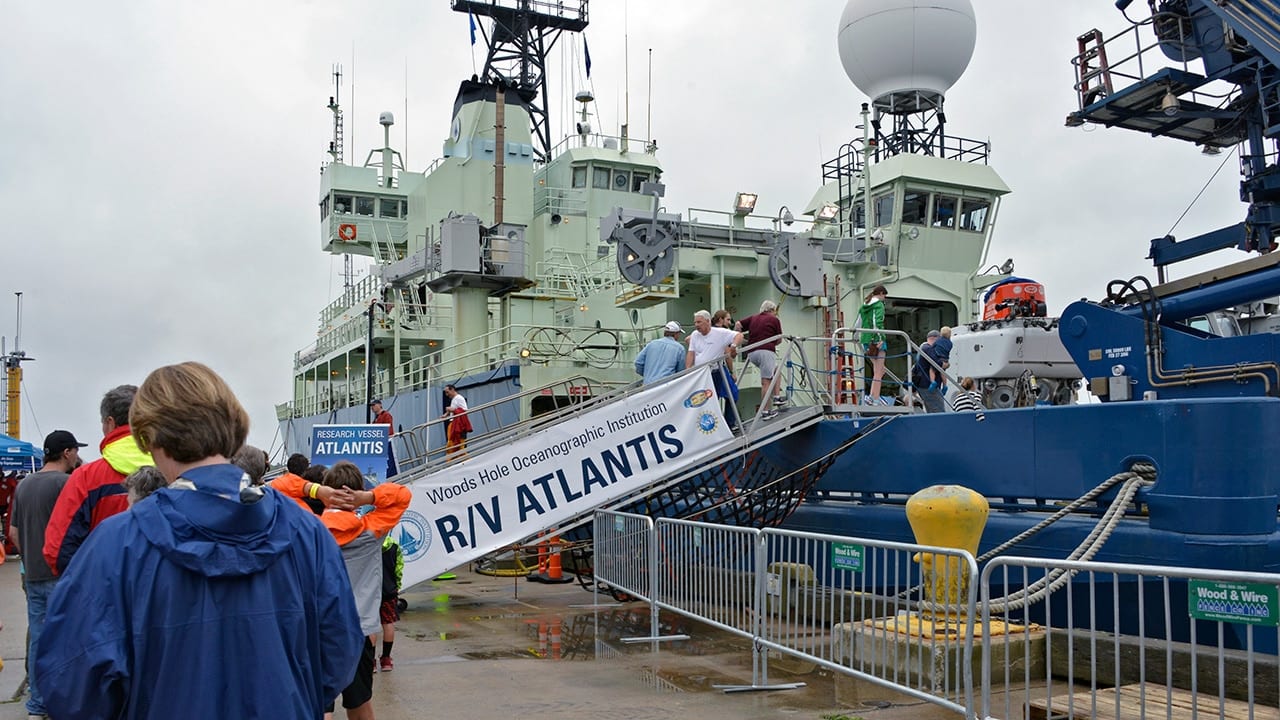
[326,636,375,711]
[380,598,400,625]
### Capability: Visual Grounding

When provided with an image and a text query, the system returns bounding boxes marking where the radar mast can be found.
[452,0,589,161]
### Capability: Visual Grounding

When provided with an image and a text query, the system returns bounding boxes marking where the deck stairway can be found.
[387,336,872,588]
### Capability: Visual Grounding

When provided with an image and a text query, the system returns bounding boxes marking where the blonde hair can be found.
[131,362,249,463]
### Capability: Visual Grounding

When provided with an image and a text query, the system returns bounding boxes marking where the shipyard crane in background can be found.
[1059,0,1280,402]
[2,292,33,440]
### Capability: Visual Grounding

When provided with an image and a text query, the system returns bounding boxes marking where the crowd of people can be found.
[632,297,989,421]
[635,301,787,427]
[5,362,409,720]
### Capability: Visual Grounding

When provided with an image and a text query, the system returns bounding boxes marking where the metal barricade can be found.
[594,510,980,709]
[759,528,978,715]
[593,510,655,604]
[981,556,1280,720]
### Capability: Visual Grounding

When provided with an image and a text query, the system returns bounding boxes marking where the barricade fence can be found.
[981,556,1280,720]
[594,512,1280,720]
[593,511,979,713]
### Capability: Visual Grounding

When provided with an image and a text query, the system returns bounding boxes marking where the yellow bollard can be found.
[905,484,988,615]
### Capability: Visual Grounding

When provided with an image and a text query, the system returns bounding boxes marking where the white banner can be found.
[394,366,734,588]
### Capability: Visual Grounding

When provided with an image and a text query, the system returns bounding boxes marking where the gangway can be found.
[390,335,842,589]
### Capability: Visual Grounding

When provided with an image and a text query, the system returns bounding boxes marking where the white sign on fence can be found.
[396,366,734,588]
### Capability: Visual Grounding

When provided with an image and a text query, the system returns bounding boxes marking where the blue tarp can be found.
[0,433,40,472]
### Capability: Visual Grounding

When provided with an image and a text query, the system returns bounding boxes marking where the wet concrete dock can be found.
[0,559,955,719]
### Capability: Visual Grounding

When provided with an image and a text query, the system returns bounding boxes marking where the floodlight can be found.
[733,192,758,216]
[815,203,840,222]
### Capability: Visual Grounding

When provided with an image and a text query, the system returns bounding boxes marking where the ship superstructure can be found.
[279,0,1021,456]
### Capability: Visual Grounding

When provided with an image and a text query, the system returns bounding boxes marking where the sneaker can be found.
[380,656,393,672]
[862,394,874,405]
[372,660,379,674]
[759,410,779,421]
[773,394,789,407]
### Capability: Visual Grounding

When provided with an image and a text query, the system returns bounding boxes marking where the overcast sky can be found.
[0,1,1247,460]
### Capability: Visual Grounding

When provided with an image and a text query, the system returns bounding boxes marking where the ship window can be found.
[959,198,991,232]
[320,196,330,221]
[902,189,928,225]
[873,193,894,227]
[631,172,649,192]
[592,167,610,189]
[933,195,957,228]
[571,165,587,188]
[400,199,408,217]
[380,198,399,218]
[334,194,353,214]
[850,201,866,229]
[355,196,375,216]
[613,171,629,189]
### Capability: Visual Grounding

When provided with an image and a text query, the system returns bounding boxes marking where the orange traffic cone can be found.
[527,537,573,584]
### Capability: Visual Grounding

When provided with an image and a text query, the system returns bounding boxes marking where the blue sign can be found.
[310,424,392,487]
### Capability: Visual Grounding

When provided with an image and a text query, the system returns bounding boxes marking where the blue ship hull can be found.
[777,399,1280,573]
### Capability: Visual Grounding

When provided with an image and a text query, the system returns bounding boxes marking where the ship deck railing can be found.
[395,321,646,393]
[391,329,953,474]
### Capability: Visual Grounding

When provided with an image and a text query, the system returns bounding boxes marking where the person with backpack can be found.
[376,534,404,672]
[913,330,947,413]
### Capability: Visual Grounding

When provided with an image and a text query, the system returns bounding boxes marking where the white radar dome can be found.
[838,0,977,113]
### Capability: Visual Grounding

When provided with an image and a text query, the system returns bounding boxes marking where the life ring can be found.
[338,223,357,241]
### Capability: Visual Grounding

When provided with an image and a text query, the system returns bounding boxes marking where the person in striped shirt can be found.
[951,377,985,413]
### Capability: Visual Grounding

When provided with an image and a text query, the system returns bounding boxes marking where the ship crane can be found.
[2,292,33,440]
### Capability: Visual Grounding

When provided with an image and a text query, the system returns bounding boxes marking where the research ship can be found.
[278,0,1280,655]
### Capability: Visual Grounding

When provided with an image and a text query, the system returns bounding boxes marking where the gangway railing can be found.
[390,336,841,589]
[828,327,961,412]
[392,373,617,474]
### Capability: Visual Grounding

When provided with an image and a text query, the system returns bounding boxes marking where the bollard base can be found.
[834,612,1046,694]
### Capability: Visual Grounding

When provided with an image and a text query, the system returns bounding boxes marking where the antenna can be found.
[624,0,630,136]
[404,57,409,168]
[327,65,344,163]
[350,43,356,163]
[13,292,21,354]
[646,47,652,143]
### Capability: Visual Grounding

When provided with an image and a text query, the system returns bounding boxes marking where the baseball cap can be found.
[664,321,683,334]
[927,330,941,338]
[44,430,87,456]
[369,399,382,407]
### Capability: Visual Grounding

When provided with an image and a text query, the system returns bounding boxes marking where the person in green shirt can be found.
[859,285,889,405]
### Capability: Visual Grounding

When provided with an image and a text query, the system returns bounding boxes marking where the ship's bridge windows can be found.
[355,196,376,216]
[933,195,957,228]
[320,196,330,221]
[334,194,353,214]
[592,167,611,189]
[613,170,629,190]
[873,193,894,227]
[571,165,587,189]
[380,198,399,218]
[902,189,929,225]
[400,199,408,217]
[959,198,991,233]
[631,171,650,192]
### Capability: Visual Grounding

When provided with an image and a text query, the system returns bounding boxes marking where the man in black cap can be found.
[10,429,86,719]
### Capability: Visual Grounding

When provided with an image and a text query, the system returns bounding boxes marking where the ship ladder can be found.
[1075,28,1113,107]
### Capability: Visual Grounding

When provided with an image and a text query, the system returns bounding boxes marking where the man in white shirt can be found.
[685,309,744,429]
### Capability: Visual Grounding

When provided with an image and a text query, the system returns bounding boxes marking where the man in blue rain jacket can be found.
[35,361,363,720]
